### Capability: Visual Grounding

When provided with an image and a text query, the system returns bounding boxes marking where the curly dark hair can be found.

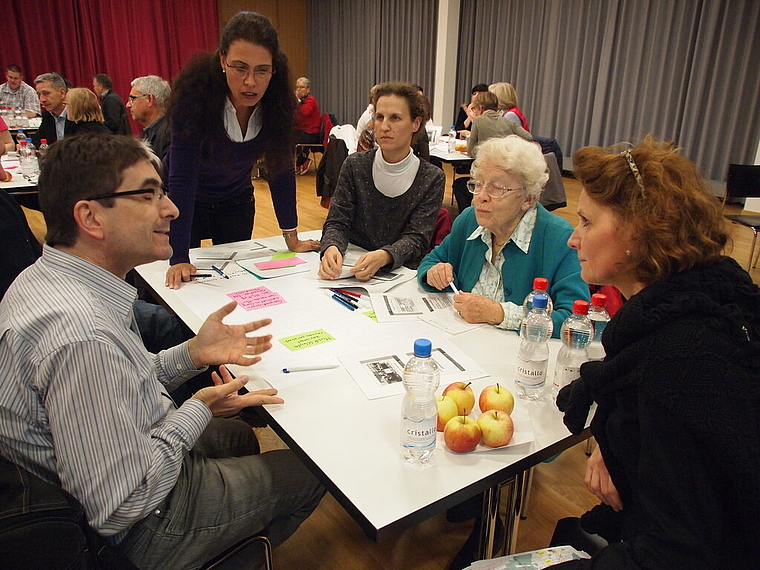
[167,11,294,175]
[573,135,731,284]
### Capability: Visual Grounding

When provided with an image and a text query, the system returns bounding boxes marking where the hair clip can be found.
[620,149,646,198]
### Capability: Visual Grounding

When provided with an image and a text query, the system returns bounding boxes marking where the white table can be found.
[135,233,589,558]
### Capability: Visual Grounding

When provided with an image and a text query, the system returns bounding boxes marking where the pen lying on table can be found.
[282,364,340,373]
[211,265,230,279]
[331,294,357,311]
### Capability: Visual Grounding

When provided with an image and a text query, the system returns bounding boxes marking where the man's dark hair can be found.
[39,134,152,247]
[471,83,489,94]
[93,73,113,90]
[7,64,22,74]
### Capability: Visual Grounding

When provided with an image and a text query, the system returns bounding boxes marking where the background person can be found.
[0,115,14,153]
[293,76,321,174]
[128,75,171,159]
[418,135,587,334]
[164,11,319,289]
[92,73,129,134]
[0,134,324,569]
[489,82,530,131]
[33,72,74,146]
[467,91,532,158]
[553,136,760,569]
[319,82,445,280]
[0,64,41,117]
[66,88,110,134]
[454,82,489,138]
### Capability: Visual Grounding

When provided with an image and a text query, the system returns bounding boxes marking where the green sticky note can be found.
[363,310,377,322]
[271,251,298,260]
[279,329,336,351]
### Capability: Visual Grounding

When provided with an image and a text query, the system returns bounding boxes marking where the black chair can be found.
[723,164,760,271]
[294,112,334,173]
[1,454,273,570]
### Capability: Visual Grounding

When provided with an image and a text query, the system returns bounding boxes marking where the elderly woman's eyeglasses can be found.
[223,59,275,80]
[85,187,169,202]
[466,180,524,199]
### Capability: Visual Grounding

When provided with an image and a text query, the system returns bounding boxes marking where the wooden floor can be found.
[21,161,760,569]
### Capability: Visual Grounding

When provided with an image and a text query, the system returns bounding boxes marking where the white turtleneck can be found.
[371,148,421,198]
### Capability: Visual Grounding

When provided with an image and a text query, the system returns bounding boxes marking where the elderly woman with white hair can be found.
[417,135,588,335]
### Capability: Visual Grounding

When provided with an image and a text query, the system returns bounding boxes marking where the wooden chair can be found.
[722,164,760,271]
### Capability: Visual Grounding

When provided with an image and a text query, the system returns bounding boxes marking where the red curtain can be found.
[5,0,218,133]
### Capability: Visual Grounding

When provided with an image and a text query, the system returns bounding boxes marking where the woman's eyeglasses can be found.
[466,180,524,198]
[223,59,275,81]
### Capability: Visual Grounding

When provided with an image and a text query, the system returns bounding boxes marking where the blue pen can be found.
[331,294,356,311]
[330,289,359,307]
[211,265,230,279]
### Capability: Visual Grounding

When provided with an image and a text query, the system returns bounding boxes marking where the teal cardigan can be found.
[417,205,589,336]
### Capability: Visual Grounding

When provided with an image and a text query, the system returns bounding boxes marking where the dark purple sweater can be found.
[165,121,298,265]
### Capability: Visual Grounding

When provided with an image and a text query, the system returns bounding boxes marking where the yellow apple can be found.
[477,410,514,448]
[436,395,459,432]
[442,381,475,415]
[478,383,515,415]
[443,415,482,453]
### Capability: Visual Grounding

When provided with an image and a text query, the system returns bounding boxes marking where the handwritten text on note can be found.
[227,286,286,311]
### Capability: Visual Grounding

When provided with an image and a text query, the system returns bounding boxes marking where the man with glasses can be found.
[293,76,321,175]
[0,134,324,568]
[93,73,129,135]
[128,75,171,158]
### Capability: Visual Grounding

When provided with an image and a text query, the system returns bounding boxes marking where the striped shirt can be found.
[0,245,211,541]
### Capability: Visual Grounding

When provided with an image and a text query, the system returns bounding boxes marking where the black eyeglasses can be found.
[127,93,148,102]
[84,187,169,201]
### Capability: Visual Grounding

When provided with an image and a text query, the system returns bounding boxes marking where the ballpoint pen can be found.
[331,290,359,308]
[449,281,460,295]
[331,294,356,311]
[190,274,212,278]
[282,364,340,373]
[211,265,230,279]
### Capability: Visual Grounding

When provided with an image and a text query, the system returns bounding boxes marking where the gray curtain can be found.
[456,0,760,180]
[307,0,438,127]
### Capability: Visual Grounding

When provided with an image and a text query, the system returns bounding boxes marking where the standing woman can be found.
[488,82,530,132]
[165,11,319,288]
[554,136,760,568]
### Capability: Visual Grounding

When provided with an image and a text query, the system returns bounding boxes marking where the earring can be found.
[222,69,226,74]
[625,250,631,256]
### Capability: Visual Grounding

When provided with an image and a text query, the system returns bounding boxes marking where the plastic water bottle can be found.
[16,129,26,148]
[522,277,554,316]
[587,293,610,361]
[20,138,39,178]
[515,294,554,400]
[448,125,457,152]
[400,338,440,463]
[18,107,28,128]
[38,139,49,161]
[552,300,593,400]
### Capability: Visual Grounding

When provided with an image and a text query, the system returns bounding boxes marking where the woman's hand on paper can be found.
[318,246,343,279]
[453,292,504,325]
[350,250,391,281]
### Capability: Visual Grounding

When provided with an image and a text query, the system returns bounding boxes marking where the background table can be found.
[135,233,589,559]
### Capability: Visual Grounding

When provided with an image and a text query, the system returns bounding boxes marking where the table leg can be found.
[476,472,526,559]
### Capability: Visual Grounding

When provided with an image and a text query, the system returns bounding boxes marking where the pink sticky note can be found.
[254,256,307,270]
[227,286,286,311]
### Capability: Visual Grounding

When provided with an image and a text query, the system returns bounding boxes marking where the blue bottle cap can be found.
[413,338,432,357]
[532,294,548,309]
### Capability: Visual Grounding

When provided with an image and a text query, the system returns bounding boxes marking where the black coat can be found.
[557,257,760,569]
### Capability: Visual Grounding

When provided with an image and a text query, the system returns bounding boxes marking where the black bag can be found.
[0,455,137,569]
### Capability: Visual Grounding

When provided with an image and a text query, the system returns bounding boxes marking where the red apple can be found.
[436,395,459,432]
[478,383,515,415]
[477,410,514,448]
[442,382,475,415]
[443,415,482,453]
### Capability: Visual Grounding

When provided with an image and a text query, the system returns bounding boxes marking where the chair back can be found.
[725,164,760,203]
[319,113,335,148]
